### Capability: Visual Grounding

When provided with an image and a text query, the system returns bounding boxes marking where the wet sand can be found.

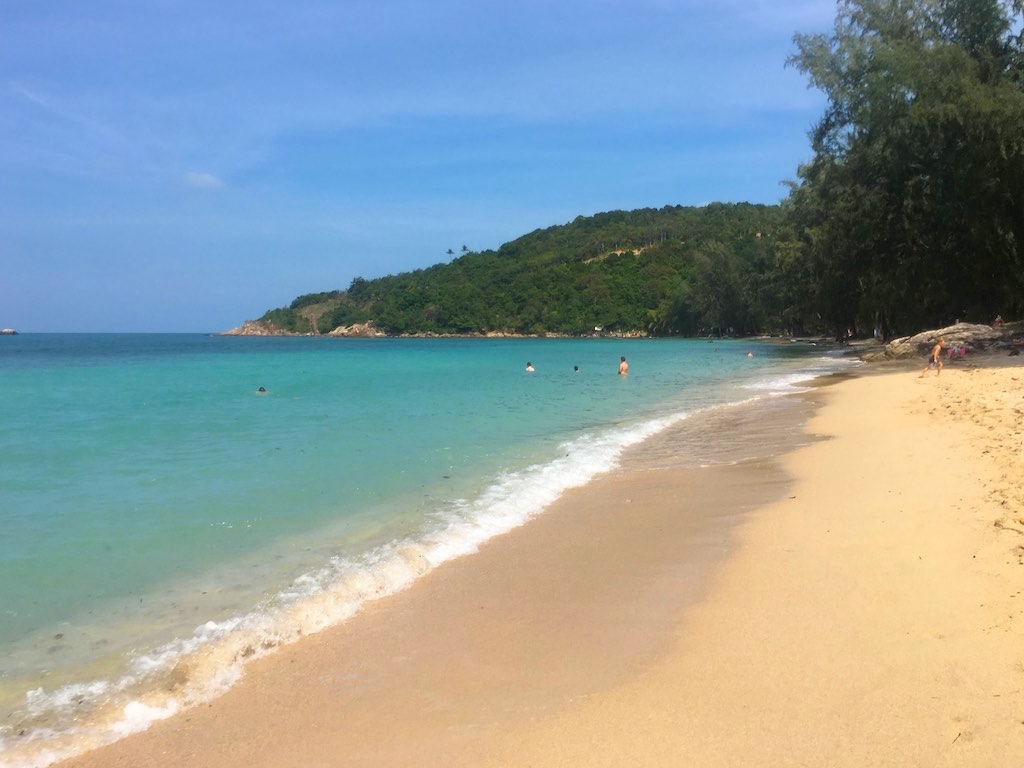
[59,360,1024,767]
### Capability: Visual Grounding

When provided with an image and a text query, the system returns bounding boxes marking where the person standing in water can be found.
[618,356,629,375]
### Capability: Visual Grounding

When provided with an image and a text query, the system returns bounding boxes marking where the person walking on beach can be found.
[919,337,945,377]
[618,356,629,375]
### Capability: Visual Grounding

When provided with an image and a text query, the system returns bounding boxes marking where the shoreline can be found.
[482,357,1024,766]
[2,350,834,768]
[217,320,837,343]
[30,357,1024,766]
[42,378,822,768]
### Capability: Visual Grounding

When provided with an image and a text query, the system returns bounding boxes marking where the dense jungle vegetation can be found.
[258,0,1024,340]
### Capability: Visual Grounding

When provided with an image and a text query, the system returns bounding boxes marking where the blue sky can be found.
[1,0,836,332]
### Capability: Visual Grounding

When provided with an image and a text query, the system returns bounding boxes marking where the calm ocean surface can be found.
[0,334,852,766]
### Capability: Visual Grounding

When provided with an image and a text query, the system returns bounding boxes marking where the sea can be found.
[0,334,856,767]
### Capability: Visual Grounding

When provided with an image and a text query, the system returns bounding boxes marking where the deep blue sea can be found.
[0,334,854,766]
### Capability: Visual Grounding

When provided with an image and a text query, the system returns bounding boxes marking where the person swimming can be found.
[525,362,535,372]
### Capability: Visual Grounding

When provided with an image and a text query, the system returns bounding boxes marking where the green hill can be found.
[254,202,795,337]
[241,1,1024,341]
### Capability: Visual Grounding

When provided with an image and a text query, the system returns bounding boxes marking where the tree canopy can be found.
[785,0,1024,337]
[258,204,789,337]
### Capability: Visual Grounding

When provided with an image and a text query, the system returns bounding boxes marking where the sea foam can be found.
[0,404,695,768]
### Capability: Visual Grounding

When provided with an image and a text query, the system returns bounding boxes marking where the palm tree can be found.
[446,248,455,261]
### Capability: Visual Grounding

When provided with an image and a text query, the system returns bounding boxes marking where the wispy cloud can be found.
[12,84,51,109]
[0,0,839,331]
[3,82,172,183]
[183,171,224,189]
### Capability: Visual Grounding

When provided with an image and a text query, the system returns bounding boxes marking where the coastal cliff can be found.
[220,320,388,337]
[326,323,387,338]
[219,321,300,337]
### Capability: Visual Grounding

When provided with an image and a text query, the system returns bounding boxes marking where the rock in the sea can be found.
[862,322,1009,361]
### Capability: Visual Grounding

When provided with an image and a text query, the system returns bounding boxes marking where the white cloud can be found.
[183,171,224,189]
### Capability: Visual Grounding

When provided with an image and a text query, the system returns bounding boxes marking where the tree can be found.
[786,0,1024,335]
[689,241,749,334]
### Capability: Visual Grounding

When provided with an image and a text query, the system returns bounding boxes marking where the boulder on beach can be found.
[862,322,1010,361]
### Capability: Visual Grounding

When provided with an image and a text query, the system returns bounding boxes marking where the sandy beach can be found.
[58,358,1024,768]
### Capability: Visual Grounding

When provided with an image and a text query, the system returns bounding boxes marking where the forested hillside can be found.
[252,0,1024,340]
[258,203,794,337]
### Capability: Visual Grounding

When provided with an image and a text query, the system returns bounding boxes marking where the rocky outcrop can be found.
[862,322,1011,361]
[219,321,297,336]
[327,322,387,338]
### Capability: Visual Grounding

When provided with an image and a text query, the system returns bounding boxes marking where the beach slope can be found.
[485,362,1024,767]
[58,362,1024,767]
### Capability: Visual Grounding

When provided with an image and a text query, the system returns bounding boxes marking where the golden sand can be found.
[483,361,1024,767]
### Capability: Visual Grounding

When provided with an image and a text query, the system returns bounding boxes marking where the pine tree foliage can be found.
[786,0,1024,337]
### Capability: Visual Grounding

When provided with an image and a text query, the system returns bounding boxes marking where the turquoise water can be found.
[0,334,849,766]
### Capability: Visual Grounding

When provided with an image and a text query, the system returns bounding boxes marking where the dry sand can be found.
[483,360,1024,767]
[59,360,1024,768]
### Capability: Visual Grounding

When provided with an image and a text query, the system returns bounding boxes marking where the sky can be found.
[0,0,838,332]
